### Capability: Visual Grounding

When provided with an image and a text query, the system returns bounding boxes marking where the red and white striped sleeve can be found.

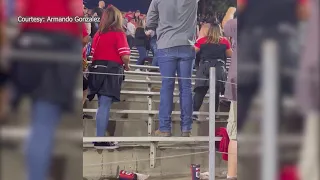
[116,32,131,56]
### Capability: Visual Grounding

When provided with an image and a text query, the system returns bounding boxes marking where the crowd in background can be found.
[197,12,225,26]
[82,0,228,71]
[83,1,158,69]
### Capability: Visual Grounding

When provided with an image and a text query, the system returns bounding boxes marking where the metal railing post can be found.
[261,40,279,180]
[209,67,216,180]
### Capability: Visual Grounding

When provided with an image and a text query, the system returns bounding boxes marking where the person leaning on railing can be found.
[87,5,130,149]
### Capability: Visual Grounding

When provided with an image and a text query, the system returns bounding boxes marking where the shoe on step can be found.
[154,130,171,137]
[181,132,192,137]
[83,113,93,119]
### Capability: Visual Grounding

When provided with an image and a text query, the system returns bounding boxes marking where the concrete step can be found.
[83,147,227,180]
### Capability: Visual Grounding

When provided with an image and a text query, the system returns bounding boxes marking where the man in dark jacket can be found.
[94,0,105,17]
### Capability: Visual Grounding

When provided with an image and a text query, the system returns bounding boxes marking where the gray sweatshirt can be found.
[146,0,198,49]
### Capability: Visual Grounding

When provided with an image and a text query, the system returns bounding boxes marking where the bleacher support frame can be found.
[82,67,220,179]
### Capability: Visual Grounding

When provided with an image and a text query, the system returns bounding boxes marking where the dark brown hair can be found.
[98,5,124,33]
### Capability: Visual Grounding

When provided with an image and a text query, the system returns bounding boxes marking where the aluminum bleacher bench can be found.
[83,136,222,168]
[83,109,228,116]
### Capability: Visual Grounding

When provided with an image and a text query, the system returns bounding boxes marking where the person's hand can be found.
[145,30,152,36]
[124,63,130,71]
[222,7,237,28]
[227,7,237,14]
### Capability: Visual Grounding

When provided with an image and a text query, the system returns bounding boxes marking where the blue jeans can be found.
[150,38,158,66]
[26,100,62,180]
[136,46,147,65]
[157,45,195,132]
[96,95,113,137]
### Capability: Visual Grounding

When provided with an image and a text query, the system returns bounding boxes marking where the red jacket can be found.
[215,127,230,161]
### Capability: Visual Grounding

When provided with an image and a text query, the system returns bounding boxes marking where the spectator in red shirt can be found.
[88,5,130,149]
[18,0,82,36]
[192,22,232,120]
[9,0,82,180]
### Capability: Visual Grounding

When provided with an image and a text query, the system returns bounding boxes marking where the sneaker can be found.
[192,115,199,121]
[135,69,141,72]
[181,132,192,137]
[149,69,159,73]
[83,113,93,119]
[154,130,171,137]
[93,142,119,150]
[113,141,119,145]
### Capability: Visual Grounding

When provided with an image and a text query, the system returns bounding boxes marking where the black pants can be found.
[126,35,134,49]
[195,53,201,69]
[83,76,88,91]
[193,86,220,112]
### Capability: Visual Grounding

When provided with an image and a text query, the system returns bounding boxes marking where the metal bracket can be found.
[146,76,154,136]
[150,142,158,168]
[147,74,157,168]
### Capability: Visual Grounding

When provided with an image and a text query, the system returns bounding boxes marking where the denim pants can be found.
[157,45,195,132]
[96,95,113,137]
[26,100,62,180]
[136,46,147,65]
[150,38,158,66]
